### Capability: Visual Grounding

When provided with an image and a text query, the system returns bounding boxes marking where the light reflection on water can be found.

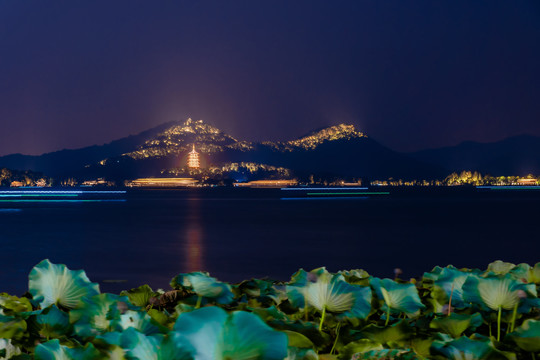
[184,197,204,273]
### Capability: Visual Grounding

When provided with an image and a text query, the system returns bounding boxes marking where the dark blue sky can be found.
[1,1,539,155]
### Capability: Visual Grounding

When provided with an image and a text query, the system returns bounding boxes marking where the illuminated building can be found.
[126,178,198,187]
[517,178,537,185]
[187,144,200,169]
[234,179,298,188]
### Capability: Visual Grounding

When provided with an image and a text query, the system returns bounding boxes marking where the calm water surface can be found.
[0,187,539,295]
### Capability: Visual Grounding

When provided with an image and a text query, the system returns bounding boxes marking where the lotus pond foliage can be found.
[1,260,540,359]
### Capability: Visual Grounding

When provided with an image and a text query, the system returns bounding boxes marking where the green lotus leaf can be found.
[360,320,412,347]
[286,268,331,305]
[0,315,27,340]
[286,269,310,309]
[171,272,233,305]
[486,261,516,275]
[287,269,372,319]
[353,349,422,360]
[120,310,162,335]
[283,330,315,349]
[462,275,528,311]
[147,308,170,327]
[426,266,475,309]
[267,318,332,350]
[430,313,483,338]
[0,294,32,315]
[410,338,433,358]
[506,319,540,352]
[286,347,318,360]
[371,278,425,316]
[249,306,289,322]
[69,293,131,338]
[28,260,100,310]
[34,339,101,360]
[120,285,157,308]
[235,279,282,306]
[431,336,516,360]
[528,262,540,284]
[338,269,371,286]
[0,339,21,359]
[305,273,372,319]
[120,328,192,360]
[338,339,384,360]
[32,305,71,339]
[174,306,288,360]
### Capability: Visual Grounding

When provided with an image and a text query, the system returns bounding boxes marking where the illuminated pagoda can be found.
[187,144,200,169]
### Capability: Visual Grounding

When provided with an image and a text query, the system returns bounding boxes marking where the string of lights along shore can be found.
[187,144,200,169]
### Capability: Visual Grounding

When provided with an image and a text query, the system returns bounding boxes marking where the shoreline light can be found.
[280,187,368,191]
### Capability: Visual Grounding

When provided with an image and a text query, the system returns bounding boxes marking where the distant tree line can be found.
[0,168,52,187]
[370,171,539,187]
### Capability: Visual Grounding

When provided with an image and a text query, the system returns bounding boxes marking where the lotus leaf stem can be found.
[497,306,502,342]
[304,296,309,322]
[195,295,203,309]
[532,353,536,360]
[319,306,326,331]
[330,321,342,355]
[510,302,518,332]
[448,283,455,316]
[385,307,391,326]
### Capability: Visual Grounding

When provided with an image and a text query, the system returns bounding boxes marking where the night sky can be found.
[1,1,539,156]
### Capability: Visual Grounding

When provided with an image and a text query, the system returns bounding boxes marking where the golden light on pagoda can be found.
[187,144,200,168]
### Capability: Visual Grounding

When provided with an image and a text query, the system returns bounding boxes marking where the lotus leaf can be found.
[359,320,412,347]
[486,261,516,275]
[147,309,170,327]
[267,318,332,350]
[286,347,318,360]
[119,310,161,335]
[410,338,433,358]
[249,306,289,322]
[235,278,282,306]
[338,339,384,360]
[338,269,370,286]
[0,339,21,359]
[0,294,32,315]
[28,260,99,310]
[430,313,483,338]
[32,305,71,339]
[528,262,540,284]
[305,273,372,319]
[120,285,156,308]
[0,315,27,340]
[462,275,528,311]
[370,278,425,316]
[506,319,540,352]
[171,272,233,305]
[173,306,288,360]
[288,269,372,321]
[352,349,422,360]
[119,328,192,360]
[34,339,101,360]
[426,266,474,309]
[430,336,516,360]
[69,294,131,338]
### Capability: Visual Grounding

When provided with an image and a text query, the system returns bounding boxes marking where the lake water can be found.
[0,187,539,295]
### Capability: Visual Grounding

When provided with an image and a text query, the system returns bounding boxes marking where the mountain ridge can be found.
[1,118,538,180]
